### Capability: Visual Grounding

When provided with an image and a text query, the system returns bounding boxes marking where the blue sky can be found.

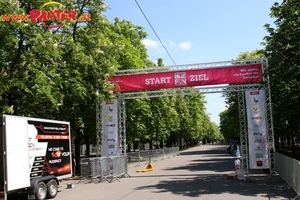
[104,0,277,125]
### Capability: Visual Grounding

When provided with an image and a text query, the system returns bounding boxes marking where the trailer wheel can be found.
[36,182,47,200]
[46,179,58,199]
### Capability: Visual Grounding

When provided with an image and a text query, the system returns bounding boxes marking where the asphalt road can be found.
[8,144,298,200]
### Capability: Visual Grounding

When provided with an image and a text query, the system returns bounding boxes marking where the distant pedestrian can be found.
[233,140,238,155]
[71,148,76,177]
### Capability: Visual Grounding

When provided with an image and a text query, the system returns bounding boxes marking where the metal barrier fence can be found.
[127,147,180,167]
[100,157,112,182]
[111,155,128,182]
[274,152,300,200]
[80,156,129,183]
[80,157,102,182]
[80,158,93,181]
[164,147,180,158]
[80,147,180,183]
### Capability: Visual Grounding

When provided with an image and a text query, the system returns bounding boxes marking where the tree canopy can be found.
[0,0,150,162]
[263,0,300,156]
[220,0,300,158]
[0,0,224,158]
[219,50,265,140]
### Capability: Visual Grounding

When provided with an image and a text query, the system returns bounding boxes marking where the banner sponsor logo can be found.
[245,90,269,169]
[255,138,263,143]
[111,64,262,92]
[108,115,113,122]
[252,116,262,120]
[102,100,119,156]
[256,161,263,166]
[253,132,262,136]
[0,1,91,28]
[174,72,187,86]
[252,106,259,114]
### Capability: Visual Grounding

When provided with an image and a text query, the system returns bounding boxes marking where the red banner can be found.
[110,64,262,92]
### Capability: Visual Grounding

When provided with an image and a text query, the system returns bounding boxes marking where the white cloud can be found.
[142,39,160,48]
[179,41,192,50]
[168,40,176,46]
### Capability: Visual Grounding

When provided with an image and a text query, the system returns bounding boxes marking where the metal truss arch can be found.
[96,58,274,173]
[115,58,268,75]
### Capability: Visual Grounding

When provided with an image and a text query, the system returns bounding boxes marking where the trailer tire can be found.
[36,181,47,200]
[46,179,58,199]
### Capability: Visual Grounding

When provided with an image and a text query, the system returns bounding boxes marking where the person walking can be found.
[71,148,76,177]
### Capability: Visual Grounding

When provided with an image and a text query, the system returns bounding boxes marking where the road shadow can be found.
[134,173,297,199]
[180,145,229,156]
[163,157,234,173]
[168,145,237,173]
[133,145,298,199]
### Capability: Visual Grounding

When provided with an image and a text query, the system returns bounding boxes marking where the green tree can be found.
[219,109,239,139]
[207,122,223,142]
[263,0,300,156]
[126,98,151,151]
[0,1,153,167]
[146,97,176,149]
[219,50,264,140]
[236,49,265,60]
[0,1,123,170]
[0,1,66,115]
[111,18,148,70]
[186,94,208,143]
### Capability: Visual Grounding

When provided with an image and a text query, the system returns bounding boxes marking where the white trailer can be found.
[0,114,72,200]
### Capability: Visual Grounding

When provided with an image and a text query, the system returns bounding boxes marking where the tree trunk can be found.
[149,140,153,150]
[127,144,131,152]
[133,142,138,152]
[290,120,296,157]
[275,135,279,149]
[173,133,177,147]
[160,141,164,148]
[280,132,284,149]
[179,133,183,150]
[166,132,173,147]
[291,132,296,157]
[287,130,291,146]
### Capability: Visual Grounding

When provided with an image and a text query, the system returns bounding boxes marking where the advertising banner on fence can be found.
[101,100,119,156]
[110,64,262,92]
[245,90,269,169]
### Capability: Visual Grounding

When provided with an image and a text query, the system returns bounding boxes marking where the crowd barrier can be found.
[100,157,112,182]
[80,156,129,183]
[274,152,300,200]
[80,158,93,181]
[127,147,180,167]
[80,147,180,183]
[111,155,128,182]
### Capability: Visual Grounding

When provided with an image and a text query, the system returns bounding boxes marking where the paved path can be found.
[9,145,298,199]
